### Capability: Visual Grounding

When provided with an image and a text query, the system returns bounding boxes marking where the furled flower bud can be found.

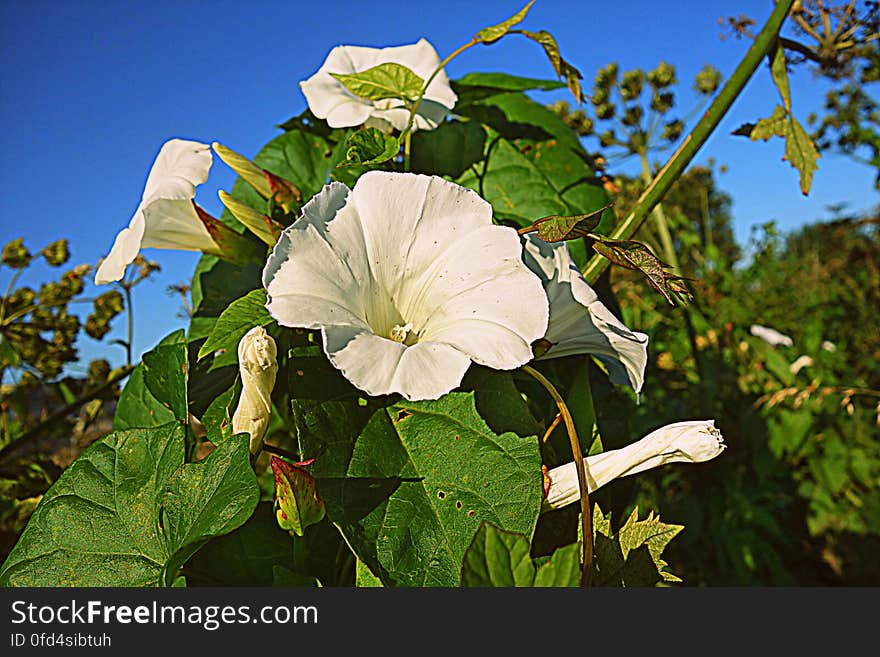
[232,326,278,454]
[271,456,326,536]
[542,420,726,511]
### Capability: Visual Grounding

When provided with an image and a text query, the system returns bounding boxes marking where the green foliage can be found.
[197,289,273,363]
[475,1,534,44]
[331,63,425,103]
[338,128,400,167]
[0,425,258,586]
[460,522,580,587]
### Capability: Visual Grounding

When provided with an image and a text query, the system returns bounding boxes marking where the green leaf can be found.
[750,105,788,141]
[784,116,820,195]
[114,330,188,430]
[453,72,565,94]
[313,392,543,587]
[197,289,272,362]
[218,190,279,246]
[769,43,791,112]
[592,504,684,586]
[112,365,176,430]
[519,30,584,103]
[476,1,534,44]
[331,63,424,103]
[182,502,298,586]
[142,329,188,423]
[591,237,692,305]
[460,522,535,586]
[338,127,400,167]
[0,423,184,586]
[460,522,581,586]
[411,120,486,178]
[161,434,260,584]
[356,559,384,587]
[461,366,542,438]
[522,205,610,243]
[533,542,582,586]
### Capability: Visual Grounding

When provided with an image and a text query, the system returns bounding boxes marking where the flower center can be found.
[389,322,413,344]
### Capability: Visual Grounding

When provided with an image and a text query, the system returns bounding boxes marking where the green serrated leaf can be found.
[161,434,260,584]
[592,504,684,586]
[338,127,400,167]
[476,1,535,44]
[331,62,424,103]
[750,105,788,141]
[591,238,691,305]
[312,392,543,587]
[198,289,272,361]
[769,43,791,112]
[519,30,584,103]
[219,190,279,246]
[784,116,820,195]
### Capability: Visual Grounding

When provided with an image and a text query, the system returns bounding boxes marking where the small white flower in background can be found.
[750,324,793,347]
[789,354,814,374]
[263,171,549,401]
[95,139,218,284]
[232,326,278,455]
[543,420,725,512]
[300,38,457,132]
[821,340,837,353]
[522,235,649,394]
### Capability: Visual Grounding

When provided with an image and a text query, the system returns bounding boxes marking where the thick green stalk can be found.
[582,0,795,283]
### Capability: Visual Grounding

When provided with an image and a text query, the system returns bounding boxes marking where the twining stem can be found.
[523,364,592,586]
[122,283,133,367]
[541,412,562,445]
[581,0,796,284]
[400,38,479,170]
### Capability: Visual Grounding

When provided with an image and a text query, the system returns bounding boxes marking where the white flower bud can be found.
[543,420,726,512]
[232,326,278,454]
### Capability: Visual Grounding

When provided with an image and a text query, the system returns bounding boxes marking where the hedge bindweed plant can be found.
[2,0,805,587]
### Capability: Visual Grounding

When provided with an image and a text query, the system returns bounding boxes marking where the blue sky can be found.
[1,0,877,372]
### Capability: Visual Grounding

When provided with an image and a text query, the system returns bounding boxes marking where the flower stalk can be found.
[582,0,796,284]
[523,364,592,587]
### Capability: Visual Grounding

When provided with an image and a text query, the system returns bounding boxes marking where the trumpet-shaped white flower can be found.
[95,139,218,284]
[750,324,793,347]
[522,235,649,393]
[263,171,549,401]
[232,326,278,455]
[543,420,726,511]
[300,38,457,132]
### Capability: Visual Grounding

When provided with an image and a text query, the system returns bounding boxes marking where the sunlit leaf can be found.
[475,1,535,44]
[331,62,424,103]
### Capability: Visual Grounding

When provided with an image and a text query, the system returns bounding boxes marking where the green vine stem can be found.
[582,0,796,284]
[523,364,593,586]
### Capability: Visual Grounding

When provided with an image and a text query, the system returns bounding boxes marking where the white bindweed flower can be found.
[263,171,549,401]
[543,420,725,511]
[232,326,278,455]
[750,324,793,347]
[95,139,219,284]
[300,38,457,132]
[522,235,649,393]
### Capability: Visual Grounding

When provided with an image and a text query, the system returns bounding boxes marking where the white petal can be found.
[543,420,725,511]
[524,236,648,393]
[264,182,368,331]
[323,326,470,401]
[96,138,214,284]
[94,206,146,284]
[749,324,793,347]
[299,39,456,131]
[140,199,216,251]
[142,139,212,204]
